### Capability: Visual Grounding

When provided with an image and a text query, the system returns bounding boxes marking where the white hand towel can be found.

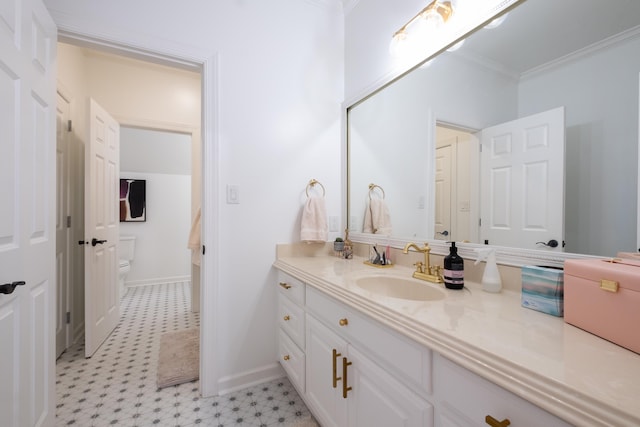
[300,196,328,243]
[364,198,392,235]
[188,207,201,265]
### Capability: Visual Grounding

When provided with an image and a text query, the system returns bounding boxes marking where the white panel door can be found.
[480,107,565,250]
[0,0,57,425]
[347,345,433,427]
[56,92,71,358]
[434,144,453,241]
[84,98,120,357]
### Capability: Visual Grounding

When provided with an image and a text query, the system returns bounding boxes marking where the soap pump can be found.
[474,248,502,293]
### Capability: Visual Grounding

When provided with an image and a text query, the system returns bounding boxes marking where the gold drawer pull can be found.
[342,357,352,398]
[600,279,619,293]
[283,315,290,321]
[339,318,349,326]
[279,282,292,290]
[485,415,510,427]
[283,355,290,361]
[332,349,342,388]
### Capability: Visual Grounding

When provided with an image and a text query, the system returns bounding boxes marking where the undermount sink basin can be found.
[355,276,446,301]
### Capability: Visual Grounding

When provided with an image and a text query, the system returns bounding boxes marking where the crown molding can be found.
[522,24,640,81]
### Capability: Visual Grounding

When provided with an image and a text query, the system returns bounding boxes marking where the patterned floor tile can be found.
[55,282,313,427]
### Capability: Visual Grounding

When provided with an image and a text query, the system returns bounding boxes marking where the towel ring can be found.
[306,179,326,198]
[368,183,385,200]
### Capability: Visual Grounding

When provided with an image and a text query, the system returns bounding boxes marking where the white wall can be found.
[47,0,344,393]
[120,127,192,286]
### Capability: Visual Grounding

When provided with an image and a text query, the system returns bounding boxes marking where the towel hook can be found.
[306,179,326,198]
[368,183,385,200]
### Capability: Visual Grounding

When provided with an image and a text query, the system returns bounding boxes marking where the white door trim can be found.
[51,22,220,396]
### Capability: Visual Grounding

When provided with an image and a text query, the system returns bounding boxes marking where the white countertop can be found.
[273,255,640,427]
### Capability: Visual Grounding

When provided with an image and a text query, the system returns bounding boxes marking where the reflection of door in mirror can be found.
[480,107,565,251]
[435,125,477,243]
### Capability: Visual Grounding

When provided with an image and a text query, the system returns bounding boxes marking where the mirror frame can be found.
[343,0,608,268]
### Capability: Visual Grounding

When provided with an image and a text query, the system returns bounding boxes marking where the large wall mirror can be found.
[348,0,640,260]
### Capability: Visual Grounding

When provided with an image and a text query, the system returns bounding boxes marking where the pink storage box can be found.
[564,258,640,354]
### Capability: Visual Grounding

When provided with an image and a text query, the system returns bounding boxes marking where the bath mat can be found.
[156,328,199,389]
[289,416,319,427]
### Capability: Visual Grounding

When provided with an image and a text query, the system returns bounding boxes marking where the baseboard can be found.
[125,275,191,287]
[217,362,286,396]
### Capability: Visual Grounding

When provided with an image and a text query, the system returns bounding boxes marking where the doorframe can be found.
[54,26,220,397]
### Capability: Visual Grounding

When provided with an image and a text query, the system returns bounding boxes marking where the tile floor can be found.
[55,282,315,426]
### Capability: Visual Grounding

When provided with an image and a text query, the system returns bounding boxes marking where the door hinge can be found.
[479,218,482,227]
[67,120,72,132]
[66,311,71,324]
[66,216,71,228]
[202,245,206,255]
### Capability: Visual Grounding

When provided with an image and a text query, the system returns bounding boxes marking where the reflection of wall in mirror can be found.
[349,53,516,240]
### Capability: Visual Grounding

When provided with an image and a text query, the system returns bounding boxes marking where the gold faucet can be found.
[402,242,443,284]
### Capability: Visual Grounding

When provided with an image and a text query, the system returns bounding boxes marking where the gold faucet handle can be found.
[432,265,442,277]
[414,261,424,273]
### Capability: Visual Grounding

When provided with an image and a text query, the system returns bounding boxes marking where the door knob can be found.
[91,238,107,247]
[536,239,558,248]
[0,281,26,295]
[437,230,449,236]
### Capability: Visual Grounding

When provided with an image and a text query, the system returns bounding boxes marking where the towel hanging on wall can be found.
[363,183,392,235]
[301,179,328,243]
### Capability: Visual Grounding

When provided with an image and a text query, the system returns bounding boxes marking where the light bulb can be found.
[423,8,445,29]
[446,39,465,52]
[485,13,508,29]
[389,31,409,57]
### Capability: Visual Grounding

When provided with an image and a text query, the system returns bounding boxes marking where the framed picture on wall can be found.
[120,179,146,222]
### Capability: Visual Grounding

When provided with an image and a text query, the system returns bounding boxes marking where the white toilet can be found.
[119,235,136,297]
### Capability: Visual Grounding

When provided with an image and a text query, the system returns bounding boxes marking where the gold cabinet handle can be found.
[283,355,290,361]
[342,357,352,398]
[283,315,290,321]
[485,415,511,427]
[339,318,349,326]
[279,282,292,290]
[332,349,342,388]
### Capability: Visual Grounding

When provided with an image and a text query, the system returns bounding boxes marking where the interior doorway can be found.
[434,123,478,244]
[55,43,203,359]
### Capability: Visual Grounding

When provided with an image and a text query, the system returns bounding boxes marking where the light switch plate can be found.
[227,185,240,204]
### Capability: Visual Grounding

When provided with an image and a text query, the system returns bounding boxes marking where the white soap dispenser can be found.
[474,248,502,293]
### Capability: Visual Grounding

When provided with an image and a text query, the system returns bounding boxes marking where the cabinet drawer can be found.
[306,286,432,396]
[278,294,305,349]
[277,272,305,305]
[435,354,571,426]
[279,329,305,393]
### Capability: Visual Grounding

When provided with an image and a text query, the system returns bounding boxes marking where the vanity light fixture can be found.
[390,0,454,57]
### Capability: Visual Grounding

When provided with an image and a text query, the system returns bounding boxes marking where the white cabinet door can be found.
[306,314,348,427]
[434,354,571,427]
[348,345,433,427]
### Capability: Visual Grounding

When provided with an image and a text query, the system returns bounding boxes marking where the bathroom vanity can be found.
[274,248,640,426]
